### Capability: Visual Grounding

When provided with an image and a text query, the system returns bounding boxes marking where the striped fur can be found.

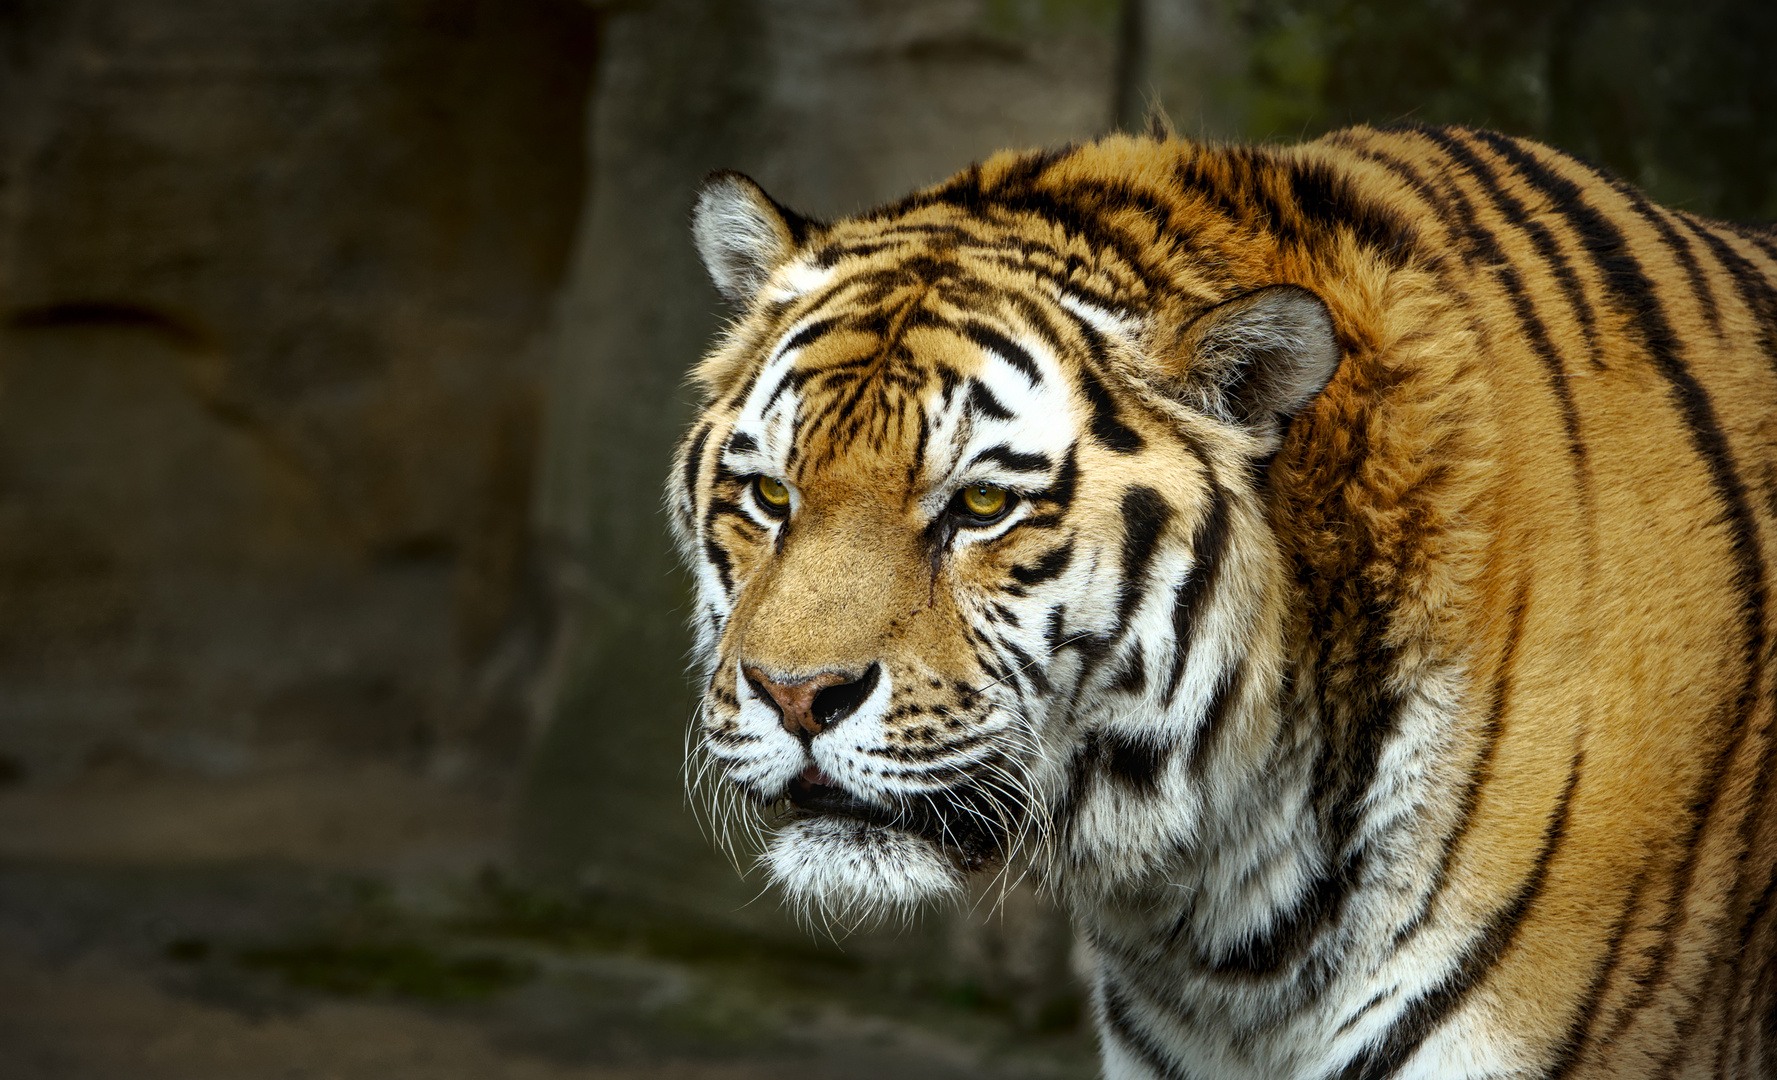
[670,126,1777,1078]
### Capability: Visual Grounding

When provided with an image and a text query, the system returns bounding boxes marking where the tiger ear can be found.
[691,172,816,306]
[1167,284,1340,439]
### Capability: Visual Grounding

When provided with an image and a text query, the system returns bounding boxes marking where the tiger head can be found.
[671,150,1340,923]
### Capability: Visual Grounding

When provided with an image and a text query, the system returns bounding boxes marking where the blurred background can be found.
[0,1,1770,1077]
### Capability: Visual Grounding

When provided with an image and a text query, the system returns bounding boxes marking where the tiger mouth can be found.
[780,766,1002,868]
[785,769,905,830]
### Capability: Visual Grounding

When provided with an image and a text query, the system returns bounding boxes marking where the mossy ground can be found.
[45,863,1100,1079]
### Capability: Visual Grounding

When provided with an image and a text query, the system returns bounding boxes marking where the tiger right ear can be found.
[691,172,816,306]
[1166,284,1341,441]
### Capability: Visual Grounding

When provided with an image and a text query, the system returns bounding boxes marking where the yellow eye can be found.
[960,483,1009,519]
[754,475,791,510]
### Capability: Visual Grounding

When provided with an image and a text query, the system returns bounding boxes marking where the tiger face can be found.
[674,169,1338,922]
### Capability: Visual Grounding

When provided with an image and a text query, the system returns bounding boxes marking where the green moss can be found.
[235,940,535,1002]
[454,869,859,980]
[175,866,1080,1055]
[458,872,1083,1033]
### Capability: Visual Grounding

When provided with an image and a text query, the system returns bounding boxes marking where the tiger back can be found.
[671,124,1777,1078]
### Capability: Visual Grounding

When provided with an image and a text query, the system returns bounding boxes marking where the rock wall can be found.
[0,0,599,783]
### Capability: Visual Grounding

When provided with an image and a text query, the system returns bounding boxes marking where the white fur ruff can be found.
[762,816,965,926]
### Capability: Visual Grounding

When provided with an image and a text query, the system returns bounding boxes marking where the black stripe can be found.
[985,246,1134,311]
[1723,862,1777,1074]
[1208,851,1355,975]
[1064,177,1181,233]
[681,422,712,508]
[993,144,1074,189]
[1173,151,1253,232]
[1736,226,1777,265]
[1240,150,1307,252]
[933,361,962,403]
[775,316,840,362]
[1063,630,1116,709]
[1162,488,1231,705]
[1043,604,1065,647]
[1287,158,1422,267]
[1253,680,1399,982]
[760,366,814,414]
[1544,868,1654,1079]
[1334,130,1457,225]
[1681,217,1777,380]
[1603,178,1723,339]
[724,430,756,455]
[908,410,929,490]
[1703,545,1777,1072]
[719,363,761,411]
[1010,540,1075,587]
[1001,290,1071,359]
[702,537,733,595]
[1100,978,1202,1080]
[1184,658,1244,779]
[1412,128,1590,484]
[1076,356,1145,453]
[965,379,1013,420]
[1114,486,1173,629]
[1100,731,1168,794]
[863,729,998,764]
[968,444,1052,473]
[920,174,1152,285]
[1336,987,1394,1038]
[1478,131,1770,1047]
[1432,133,1601,363]
[1110,643,1146,693]
[1341,748,1584,1080]
[1722,716,1777,1058]
[961,321,1042,385]
[1392,575,1532,950]
[809,239,893,266]
[1021,446,1079,530]
[1001,638,1051,695]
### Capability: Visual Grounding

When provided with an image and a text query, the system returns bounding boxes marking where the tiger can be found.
[668,122,1777,1078]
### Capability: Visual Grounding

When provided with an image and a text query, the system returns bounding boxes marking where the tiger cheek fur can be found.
[671,134,1777,1078]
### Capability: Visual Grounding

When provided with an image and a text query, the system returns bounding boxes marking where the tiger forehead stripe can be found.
[960,322,1043,385]
[677,126,1777,1080]
[967,444,1052,474]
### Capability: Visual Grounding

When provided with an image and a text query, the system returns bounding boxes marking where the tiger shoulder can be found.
[672,124,1777,1079]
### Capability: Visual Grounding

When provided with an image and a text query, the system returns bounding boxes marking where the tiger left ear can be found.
[691,172,816,307]
[1167,284,1341,440]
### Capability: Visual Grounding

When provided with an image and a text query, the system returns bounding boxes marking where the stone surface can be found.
[0,0,598,783]
[0,772,1094,1079]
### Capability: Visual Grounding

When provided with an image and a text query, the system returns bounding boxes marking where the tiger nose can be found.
[743,663,880,739]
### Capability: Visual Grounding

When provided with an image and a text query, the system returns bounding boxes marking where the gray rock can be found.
[0,0,598,782]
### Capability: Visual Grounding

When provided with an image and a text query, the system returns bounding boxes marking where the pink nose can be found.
[742,665,877,737]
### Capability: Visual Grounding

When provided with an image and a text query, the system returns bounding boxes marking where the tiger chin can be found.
[669,123,1777,1078]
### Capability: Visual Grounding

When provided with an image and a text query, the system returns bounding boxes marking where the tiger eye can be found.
[961,483,1008,518]
[755,475,791,509]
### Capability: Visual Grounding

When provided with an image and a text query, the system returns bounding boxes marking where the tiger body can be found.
[671,125,1777,1078]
